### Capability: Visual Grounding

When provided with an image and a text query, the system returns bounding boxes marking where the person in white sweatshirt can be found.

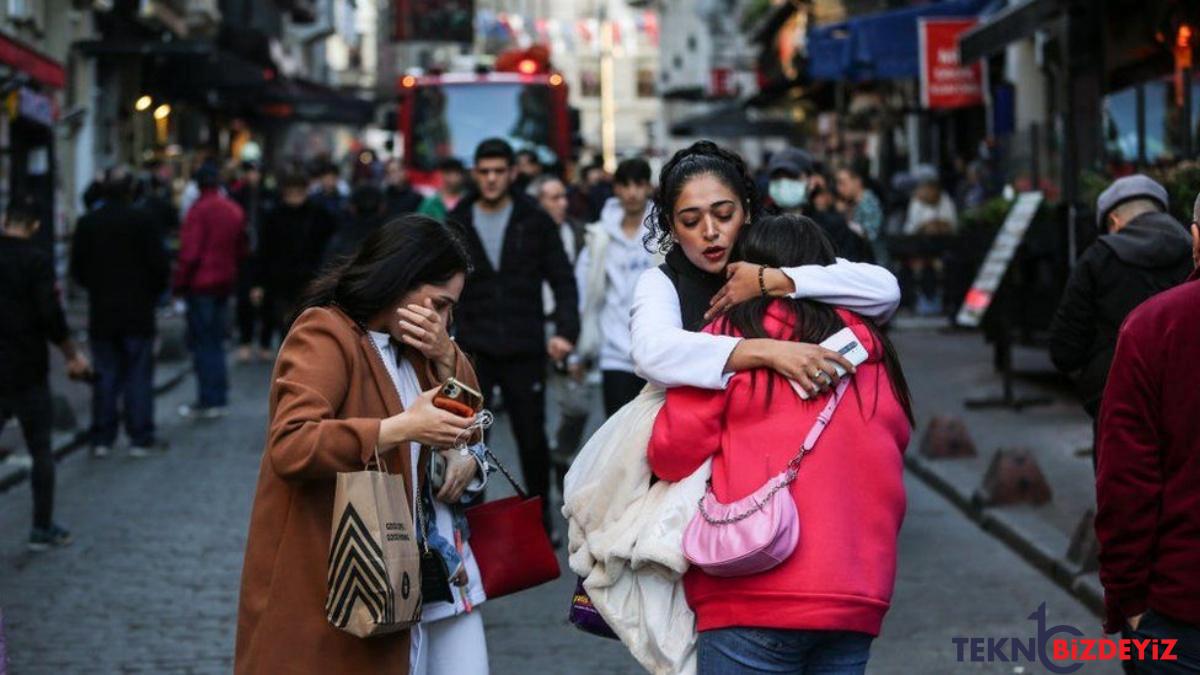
[575,158,661,416]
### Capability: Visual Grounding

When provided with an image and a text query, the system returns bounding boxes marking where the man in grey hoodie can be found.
[575,158,660,416]
[1049,174,1193,428]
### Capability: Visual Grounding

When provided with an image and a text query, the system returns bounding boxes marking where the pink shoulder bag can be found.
[682,378,849,577]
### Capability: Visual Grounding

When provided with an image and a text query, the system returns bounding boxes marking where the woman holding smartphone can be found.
[235,215,488,675]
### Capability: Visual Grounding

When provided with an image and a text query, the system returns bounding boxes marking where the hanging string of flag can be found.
[474,9,659,55]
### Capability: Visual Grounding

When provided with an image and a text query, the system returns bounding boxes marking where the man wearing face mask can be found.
[767,148,871,262]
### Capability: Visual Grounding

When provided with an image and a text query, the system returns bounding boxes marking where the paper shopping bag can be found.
[326,467,422,637]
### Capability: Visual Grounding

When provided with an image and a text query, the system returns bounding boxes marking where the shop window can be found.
[1104,75,1200,165]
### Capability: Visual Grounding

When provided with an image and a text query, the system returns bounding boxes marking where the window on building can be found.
[687,35,697,52]
[673,54,683,70]
[1103,75,1200,165]
[637,67,656,98]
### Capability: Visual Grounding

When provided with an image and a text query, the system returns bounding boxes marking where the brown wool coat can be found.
[235,305,478,675]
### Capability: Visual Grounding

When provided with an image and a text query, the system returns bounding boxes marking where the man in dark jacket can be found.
[71,173,170,457]
[767,148,872,263]
[253,173,337,343]
[1049,175,1193,425]
[230,161,275,362]
[381,159,423,219]
[325,184,386,263]
[174,166,247,418]
[448,138,579,539]
[1095,203,1200,668]
[3,202,91,549]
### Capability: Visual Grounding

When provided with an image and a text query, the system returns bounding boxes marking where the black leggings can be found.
[0,384,54,529]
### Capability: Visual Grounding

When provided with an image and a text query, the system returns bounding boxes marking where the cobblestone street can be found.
[0,340,1119,674]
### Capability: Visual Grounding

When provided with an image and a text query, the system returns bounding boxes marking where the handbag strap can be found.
[482,442,529,500]
[697,377,850,526]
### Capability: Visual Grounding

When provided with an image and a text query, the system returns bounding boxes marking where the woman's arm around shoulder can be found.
[779,259,900,323]
[630,267,742,390]
[267,308,382,482]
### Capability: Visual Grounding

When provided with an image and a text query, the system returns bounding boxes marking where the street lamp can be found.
[135,95,153,112]
[153,104,171,120]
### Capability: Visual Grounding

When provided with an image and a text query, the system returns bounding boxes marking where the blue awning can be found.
[808,0,1000,82]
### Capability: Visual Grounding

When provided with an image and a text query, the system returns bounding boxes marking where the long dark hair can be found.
[716,213,914,424]
[645,141,766,253]
[297,214,472,328]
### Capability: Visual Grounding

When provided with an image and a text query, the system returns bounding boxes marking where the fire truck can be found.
[395,47,575,188]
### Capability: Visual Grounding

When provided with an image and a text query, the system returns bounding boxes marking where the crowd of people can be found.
[0,130,1195,674]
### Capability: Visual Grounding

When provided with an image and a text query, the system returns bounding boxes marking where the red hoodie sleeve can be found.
[173,204,202,293]
[1095,318,1163,634]
[648,384,727,482]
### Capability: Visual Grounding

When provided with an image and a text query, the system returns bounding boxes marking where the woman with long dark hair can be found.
[563,142,902,672]
[648,213,912,674]
[235,215,487,675]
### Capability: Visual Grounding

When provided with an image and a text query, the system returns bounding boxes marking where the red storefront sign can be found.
[0,35,65,90]
[918,18,982,110]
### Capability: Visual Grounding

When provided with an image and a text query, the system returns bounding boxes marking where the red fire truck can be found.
[396,51,574,188]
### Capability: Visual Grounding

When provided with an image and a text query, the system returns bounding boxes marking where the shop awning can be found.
[958,0,1067,63]
[669,104,799,138]
[0,34,65,89]
[255,78,375,126]
[807,0,997,82]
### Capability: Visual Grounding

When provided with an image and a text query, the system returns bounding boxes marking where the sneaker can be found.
[28,524,72,551]
[3,453,34,469]
[201,406,229,419]
[128,441,168,458]
[179,403,227,420]
[90,445,111,459]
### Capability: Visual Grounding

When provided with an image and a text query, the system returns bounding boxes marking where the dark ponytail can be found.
[645,140,765,253]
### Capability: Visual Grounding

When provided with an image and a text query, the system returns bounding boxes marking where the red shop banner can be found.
[919,18,983,110]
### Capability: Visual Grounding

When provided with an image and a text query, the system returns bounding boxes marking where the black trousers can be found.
[602,370,647,417]
[0,384,54,529]
[235,261,271,349]
[474,353,551,510]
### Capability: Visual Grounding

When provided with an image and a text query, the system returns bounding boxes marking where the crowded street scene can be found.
[0,0,1198,673]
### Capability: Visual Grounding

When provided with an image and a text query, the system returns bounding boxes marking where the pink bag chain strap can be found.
[697,378,850,525]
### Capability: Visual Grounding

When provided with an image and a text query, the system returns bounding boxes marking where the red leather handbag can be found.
[466,448,560,599]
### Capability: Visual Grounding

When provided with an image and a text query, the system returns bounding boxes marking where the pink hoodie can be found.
[648,305,910,635]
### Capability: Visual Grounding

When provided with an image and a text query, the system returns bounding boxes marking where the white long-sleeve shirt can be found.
[629,259,901,390]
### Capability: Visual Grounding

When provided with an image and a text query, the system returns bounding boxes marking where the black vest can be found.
[658,247,726,332]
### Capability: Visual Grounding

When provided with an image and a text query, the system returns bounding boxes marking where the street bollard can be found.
[919,415,977,459]
[1066,508,1100,573]
[973,448,1052,506]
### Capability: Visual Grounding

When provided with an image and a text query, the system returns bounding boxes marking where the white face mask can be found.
[770,178,808,209]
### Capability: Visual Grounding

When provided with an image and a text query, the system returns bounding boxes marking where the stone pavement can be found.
[0,341,1122,674]
[889,320,1108,613]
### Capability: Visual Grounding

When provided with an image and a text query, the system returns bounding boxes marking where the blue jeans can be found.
[1122,609,1200,674]
[697,627,873,675]
[90,335,156,448]
[186,294,229,408]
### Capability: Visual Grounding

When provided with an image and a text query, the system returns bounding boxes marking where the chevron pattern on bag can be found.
[326,503,397,629]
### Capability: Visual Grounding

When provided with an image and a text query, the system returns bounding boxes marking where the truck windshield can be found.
[409,82,554,170]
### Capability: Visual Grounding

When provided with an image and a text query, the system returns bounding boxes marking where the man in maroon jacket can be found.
[173,166,247,418]
[1095,193,1200,673]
